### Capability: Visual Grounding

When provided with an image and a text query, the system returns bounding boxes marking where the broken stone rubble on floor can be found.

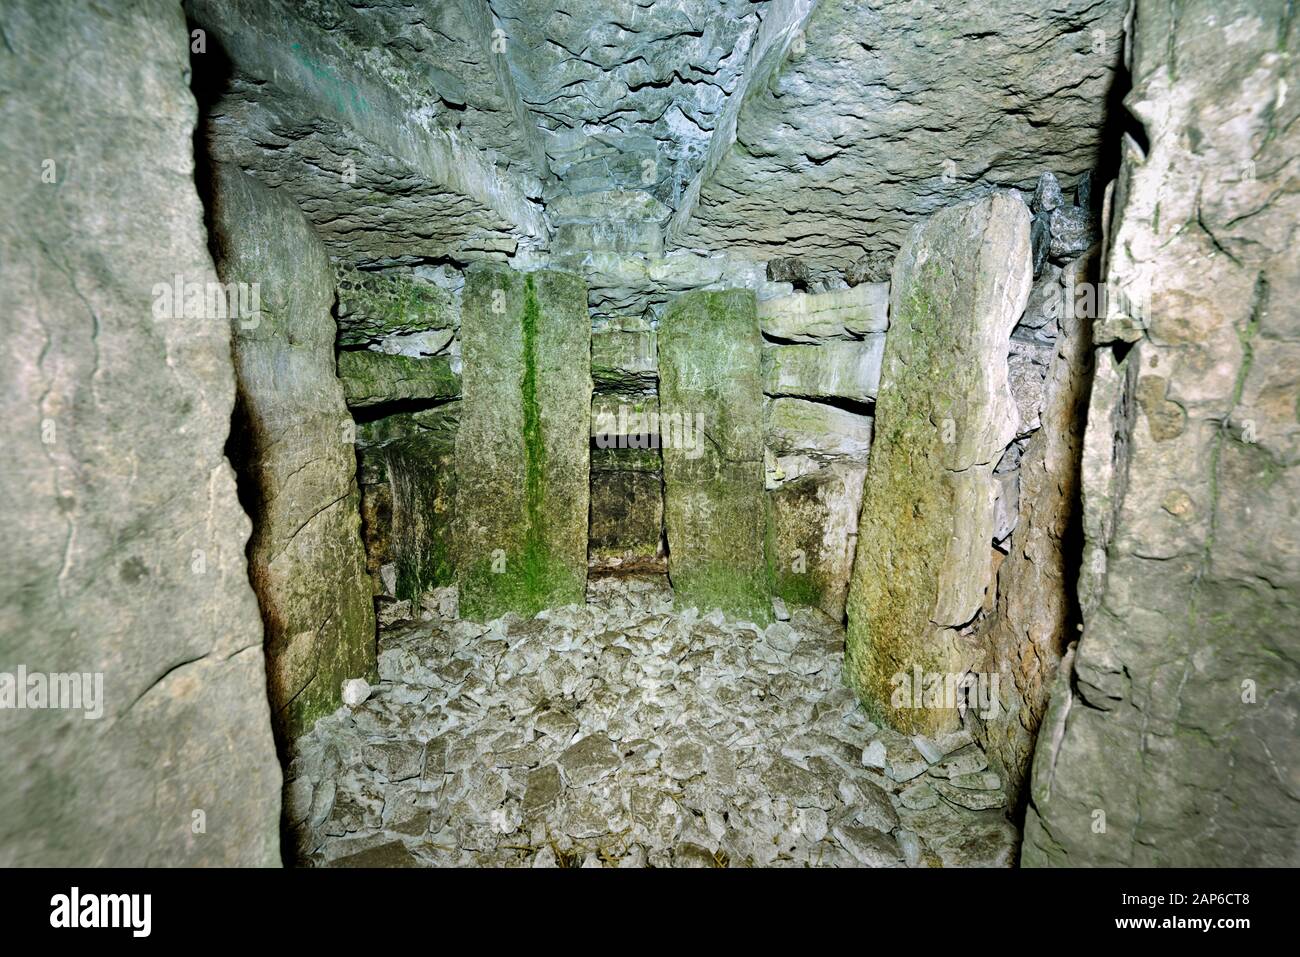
[287,576,1016,868]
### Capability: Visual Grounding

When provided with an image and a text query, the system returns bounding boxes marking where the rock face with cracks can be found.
[671,0,1126,272]
[846,192,1032,735]
[0,0,280,866]
[1022,0,1300,867]
[210,162,377,742]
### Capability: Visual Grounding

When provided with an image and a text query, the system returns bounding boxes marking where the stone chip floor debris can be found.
[287,577,1018,867]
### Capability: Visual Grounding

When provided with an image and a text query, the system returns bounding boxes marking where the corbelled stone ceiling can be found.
[189,0,1124,274]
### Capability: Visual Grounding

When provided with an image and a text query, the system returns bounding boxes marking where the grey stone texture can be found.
[670,0,1126,272]
[186,0,545,266]
[1023,0,1300,867]
[0,0,280,866]
[846,192,1033,736]
[659,290,773,625]
[210,162,376,741]
[337,351,460,409]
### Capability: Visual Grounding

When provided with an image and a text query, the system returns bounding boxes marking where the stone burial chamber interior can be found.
[1,0,1295,869]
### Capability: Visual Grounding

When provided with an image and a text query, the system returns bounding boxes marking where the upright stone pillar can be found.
[845,192,1032,735]
[210,163,376,741]
[455,267,591,621]
[659,289,771,624]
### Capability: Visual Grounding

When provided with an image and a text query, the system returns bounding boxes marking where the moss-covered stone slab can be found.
[659,289,771,624]
[335,264,458,346]
[763,337,885,403]
[384,433,457,600]
[337,350,460,408]
[211,162,377,741]
[766,463,867,622]
[766,397,873,459]
[845,192,1032,735]
[454,266,591,621]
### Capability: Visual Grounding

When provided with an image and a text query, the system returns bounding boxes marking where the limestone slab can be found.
[845,192,1032,735]
[454,266,591,620]
[659,290,772,624]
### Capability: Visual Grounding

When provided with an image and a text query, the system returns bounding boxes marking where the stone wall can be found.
[0,0,280,866]
[1023,0,1300,866]
[210,163,376,743]
[760,284,886,621]
[334,264,464,614]
[590,318,664,568]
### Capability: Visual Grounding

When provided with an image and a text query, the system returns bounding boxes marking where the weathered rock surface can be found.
[337,351,460,409]
[767,464,867,622]
[335,265,459,348]
[590,464,664,565]
[455,267,591,620]
[766,398,873,461]
[382,434,457,602]
[549,245,784,322]
[491,0,774,207]
[1024,0,1300,867]
[188,0,545,265]
[845,192,1033,735]
[758,284,889,343]
[764,339,885,404]
[969,252,1096,809]
[211,163,377,740]
[591,320,657,391]
[659,290,772,624]
[0,0,280,865]
[844,251,894,286]
[671,0,1126,272]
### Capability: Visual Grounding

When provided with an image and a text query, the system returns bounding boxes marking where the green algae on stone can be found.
[334,263,458,347]
[766,463,868,622]
[384,433,457,600]
[337,350,460,408]
[659,289,772,624]
[454,266,591,621]
[845,193,1031,736]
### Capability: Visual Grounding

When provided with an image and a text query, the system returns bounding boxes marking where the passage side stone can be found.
[211,163,376,741]
[659,289,772,624]
[0,0,280,866]
[1023,0,1300,867]
[455,267,591,621]
[845,192,1032,735]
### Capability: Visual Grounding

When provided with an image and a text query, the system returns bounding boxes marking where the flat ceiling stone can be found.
[668,0,1127,272]
[189,0,547,266]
